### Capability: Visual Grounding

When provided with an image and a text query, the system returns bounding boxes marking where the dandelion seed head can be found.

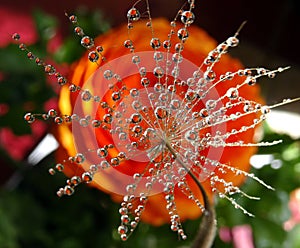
[14,0,299,242]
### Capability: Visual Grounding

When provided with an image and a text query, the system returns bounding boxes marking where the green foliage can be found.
[215,130,300,248]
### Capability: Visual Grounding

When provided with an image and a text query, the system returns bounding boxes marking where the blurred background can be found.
[0,0,299,247]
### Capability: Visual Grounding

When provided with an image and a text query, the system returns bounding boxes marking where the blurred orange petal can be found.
[56,18,263,227]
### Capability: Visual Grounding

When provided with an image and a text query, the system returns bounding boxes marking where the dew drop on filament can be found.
[127,8,141,22]
[177,28,189,41]
[81,36,94,49]
[155,106,168,119]
[181,11,195,25]
[12,33,20,40]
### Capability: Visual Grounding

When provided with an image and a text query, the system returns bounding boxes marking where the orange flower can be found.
[55,18,265,235]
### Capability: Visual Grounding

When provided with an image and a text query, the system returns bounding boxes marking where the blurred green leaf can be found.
[32,9,58,42]
[53,37,85,64]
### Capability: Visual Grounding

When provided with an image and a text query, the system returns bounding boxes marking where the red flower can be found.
[55,17,264,232]
[284,188,300,231]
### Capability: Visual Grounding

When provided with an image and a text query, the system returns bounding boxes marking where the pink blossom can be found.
[284,188,300,231]
[0,7,38,47]
[220,225,255,248]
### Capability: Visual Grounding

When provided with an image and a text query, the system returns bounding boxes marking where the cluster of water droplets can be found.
[13,0,300,242]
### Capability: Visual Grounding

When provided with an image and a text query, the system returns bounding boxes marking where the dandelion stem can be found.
[165,141,216,248]
[235,21,247,36]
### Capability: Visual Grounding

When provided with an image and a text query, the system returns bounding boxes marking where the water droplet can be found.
[44,65,56,75]
[19,43,26,50]
[130,88,139,97]
[127,8,141,21]
[163,40,171,49]
[261,106,270,114]
[75,153,85,164]
[69,14,77,23]
[200,108,209,117]
[81,90,92,101]
[141,77,150,86]
[150,38,161,49]
[177,28,189,41]
[268,72,276,79]
[81,36,94,49]
[54,117,63,124]
[120,234,127,241]
[57,76,67,86]
[226,87,239,100]
[111,157,120,166]
[185,130,197,141]
[155,106,168,119]
[226,36,239,47]
[154,51,164,61]
[119,132,128,141]
[139,67,146,76]
[131,221,137,228]
[103,114,113,124]
[92,120,101,128]
[55,163,64,171]
[131,113,142,123]
[185,90,197,101]
[112,91,121,101]
[204,70,216,82]
[118,152,126,160]
[175,43,184,52]
[257,68,267,75]
[69,84,77,92]
[12,33,20,40]
[88,51,99,62]
[48,168,56,175]
[154,83,164,92]
[153,66,164,78]
[121,214,130,224]
[90,164,98,172]
[132,55,140,64]
[96,46,103,53]
[124,39,133,49]
[168,85,176,93]
[64,185,75,196]
[170,99,181,110]
[56,188,64,197]
[181,11,195,25]
[35,58,43,66]
[70,176,81,186]
[206,100,216,110]
[126,184,136,194]
[82,171,93,183]
[74,26,84,36]
[159,93,168,102]
[127,22,133,29]
[24,113,35,123]
[246,77,256,86]
[97,148,108,158]
[100,160,110,169]
[172,53,183,63]
[118,225,128,234]
[103,70,113,80]
[27,52,35,60]
[40,114,48,121]
[172,67,180,77]
[48,109,57,117]
[79,118,89,127]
